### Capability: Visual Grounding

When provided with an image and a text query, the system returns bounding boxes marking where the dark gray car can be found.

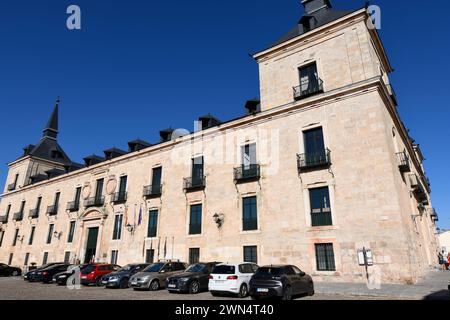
[249,265,314,300]
[101,263,149,288]
[129,261,187,291]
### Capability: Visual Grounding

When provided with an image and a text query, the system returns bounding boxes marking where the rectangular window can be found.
[243,196,258,231]
[298,63,320,96]
[309,187,332,226]
[191,157,204,186]
[19,201,26,214]
[95,178,104,199]
[12,229,19,246]
[189,248,200,264]
[243,246,258,264]
[64,251,71,264]
[6,204,11,220]
[67,221,76,243]
[8,253,13,265]
[112,214,123,240]
[147,210,158,238]
[152,167,162,187]
[304,127,325,155]
[74,187,82,205]
[28,226,36,245]
[42,252,48,265]
[118,176,127,196]
[24,253,30,266]
[36,197,42,215]
[0,230,4,247]
[111,250,118,264]
[315,243,336,271]
[189,204,202,235]
[145,249,155,264]
[54,192,60,208]
[47,224,54,244]
[242,143,257,166]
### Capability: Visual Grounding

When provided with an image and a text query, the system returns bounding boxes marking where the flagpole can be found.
[172,236,174,260]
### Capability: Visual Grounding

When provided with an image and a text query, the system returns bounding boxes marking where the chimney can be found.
[301,0,332,15]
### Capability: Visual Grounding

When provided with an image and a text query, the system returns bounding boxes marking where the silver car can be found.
[129,261,187,291]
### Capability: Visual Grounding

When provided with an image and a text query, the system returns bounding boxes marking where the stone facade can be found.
[0,2,439,284]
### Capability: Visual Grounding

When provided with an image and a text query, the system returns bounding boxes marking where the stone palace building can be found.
[0,0,440,284]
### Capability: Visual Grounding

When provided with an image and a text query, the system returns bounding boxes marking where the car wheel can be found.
[238,283,249,298]
[282,286,292,301]
[189,281,200,294]
[120,278,129,289]
[11,271,19,277]
[95,278,103,287]
[149,279,160,291]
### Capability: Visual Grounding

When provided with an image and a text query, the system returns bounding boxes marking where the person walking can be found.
[438,252,445,271]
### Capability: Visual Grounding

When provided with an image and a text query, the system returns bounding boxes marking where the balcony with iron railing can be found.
[297,149,331,172]
[183,176,206,192]
[429,208,438,222]
[409,174,428,204]
[311,209,333,227]
[293,78,324,101]
[396,151,410,173]
[143,185,162,198]
[84,196,105,208]
[111,192,127,204]
[66,201,80,212]
[13,212,23,222]
[234,164,261,183]
[46,205,58,216]
[0,215,8,224]
[28,209,39,219]
[7,183,16,191]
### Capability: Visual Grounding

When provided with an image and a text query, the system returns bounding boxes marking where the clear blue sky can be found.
[0,0,448,229]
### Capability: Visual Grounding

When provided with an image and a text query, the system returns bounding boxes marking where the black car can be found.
[249,265,314,300]
[0,263,22,277]
[39,264,71,283]
[102,263,150,288]
[24,263,63,282]
[53,264,88,286]
[166,262,219,294]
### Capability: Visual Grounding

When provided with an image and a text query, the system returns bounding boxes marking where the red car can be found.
[80,264,121,286]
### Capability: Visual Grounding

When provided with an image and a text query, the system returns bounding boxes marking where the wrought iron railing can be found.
[84,196,105,208]
[297,149,331,171]
[311,210,332,227]
[66,201,80,212]
[46,205,58,216]
[243,219,258,231]
[293,78,324,101]
[143,185,162,198]
[0,215,8,223]
[396,151,410,172]
[189,224,202,235]
[234,164,261,183]
[7,183,16,191]
[183,176,206,192]
[13,212,23,222]
[111,192,127,204]
[28,209,39,219]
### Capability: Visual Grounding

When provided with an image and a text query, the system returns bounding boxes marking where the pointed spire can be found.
[43,97,60,139]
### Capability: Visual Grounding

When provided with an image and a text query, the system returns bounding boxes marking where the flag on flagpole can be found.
[124,205,128,226]
[133,204,137,228]
[157,237,160,260]
[138,204,142,226]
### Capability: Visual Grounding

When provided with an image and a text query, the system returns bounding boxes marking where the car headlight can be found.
[109,276,118,281]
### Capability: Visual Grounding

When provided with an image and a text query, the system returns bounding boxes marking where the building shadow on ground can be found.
[423,290,450,300]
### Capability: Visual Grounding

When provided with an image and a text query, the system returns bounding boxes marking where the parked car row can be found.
[0,263,22,277]
[21,260,314,300]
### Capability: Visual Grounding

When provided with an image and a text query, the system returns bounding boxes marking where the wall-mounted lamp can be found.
[213,213,225,229]
[53,231,63,240]
[16,234,24,243]
[126,224,134,233]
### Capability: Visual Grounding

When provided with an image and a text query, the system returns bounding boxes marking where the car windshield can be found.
[186,264,206,273]
[256,267,283,276]
[212,265,235,274]
[143,263,164,273]
[119,264,135,272]
[82,265,96,273]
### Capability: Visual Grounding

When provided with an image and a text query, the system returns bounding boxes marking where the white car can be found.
[208,263,259,298]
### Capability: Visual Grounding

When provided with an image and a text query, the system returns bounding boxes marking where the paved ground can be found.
[0,270,448,300]
[314,270,450,300]
[0,277,396,300]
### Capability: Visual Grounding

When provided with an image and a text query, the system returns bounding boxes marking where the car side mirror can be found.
[300,271,306,277]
